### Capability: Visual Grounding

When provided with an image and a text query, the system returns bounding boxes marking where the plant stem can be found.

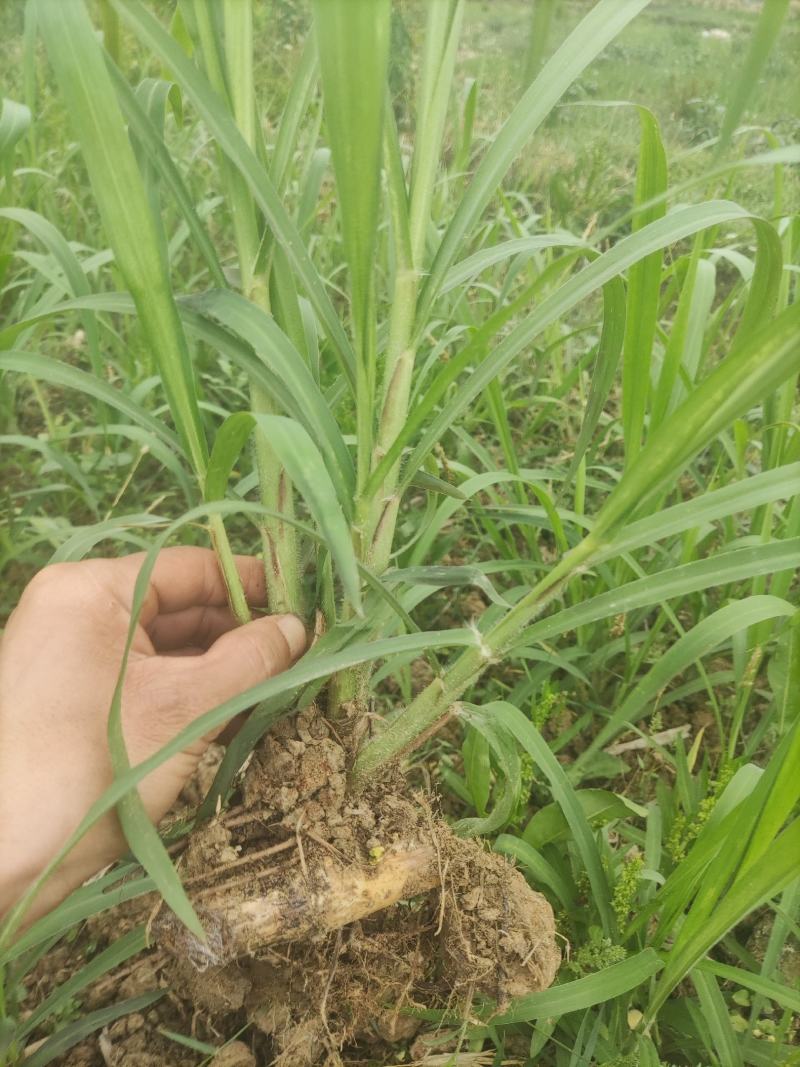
[365,266,418,573]
[217,0,302,615]
[350,534,600,786]
[329,121,418,714]
[209,512,251,624]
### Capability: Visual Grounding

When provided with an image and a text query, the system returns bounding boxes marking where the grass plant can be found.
[0,0,798,1063]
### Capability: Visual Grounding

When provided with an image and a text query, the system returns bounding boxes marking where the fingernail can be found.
[274,614,308,659]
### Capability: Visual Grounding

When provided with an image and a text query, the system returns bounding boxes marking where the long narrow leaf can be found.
[465,701,615,935]
[622,106,667,462]
[494,950,663,1024]
[578,595,796,761]
[36,0,208,474]
[24,991,163,1067]
[113,0,356,389]
[206,412,360,610]
[418,0,652,319]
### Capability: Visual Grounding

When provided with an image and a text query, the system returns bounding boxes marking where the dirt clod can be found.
[32,707,558,1066]
[212,1041,257,1067]
[153,707,560,1064]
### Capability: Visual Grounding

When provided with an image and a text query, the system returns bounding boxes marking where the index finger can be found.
[118,547,267,624]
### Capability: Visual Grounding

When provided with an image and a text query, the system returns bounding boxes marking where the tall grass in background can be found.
[0,0,799,1063]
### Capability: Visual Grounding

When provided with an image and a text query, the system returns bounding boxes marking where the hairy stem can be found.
[350,535,600,786]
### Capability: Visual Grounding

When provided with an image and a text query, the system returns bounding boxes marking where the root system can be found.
[49,707,560,1066]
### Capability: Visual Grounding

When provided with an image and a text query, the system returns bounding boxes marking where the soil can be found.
[35,707,559,1066]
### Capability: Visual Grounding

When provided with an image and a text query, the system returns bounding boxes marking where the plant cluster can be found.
[0,0,798,1064]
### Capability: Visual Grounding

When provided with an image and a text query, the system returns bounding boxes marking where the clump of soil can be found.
[152,706,559,1064]
[42,707,558,1066]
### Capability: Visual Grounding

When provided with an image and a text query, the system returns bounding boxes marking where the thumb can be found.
[167,613,307,735]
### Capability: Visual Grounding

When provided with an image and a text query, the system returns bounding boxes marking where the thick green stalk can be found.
[354,300,800,782]
[363,8,463,577]
[351,535,600,786]
[216,0,301,615]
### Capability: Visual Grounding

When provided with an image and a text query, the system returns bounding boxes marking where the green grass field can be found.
[0,1,799,1065]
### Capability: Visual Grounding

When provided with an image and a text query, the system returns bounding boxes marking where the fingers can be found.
[112,547,268,625]
[151,614,308,738]
[147,604,241,653]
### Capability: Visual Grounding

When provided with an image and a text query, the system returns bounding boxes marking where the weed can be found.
[0,0,798,1064]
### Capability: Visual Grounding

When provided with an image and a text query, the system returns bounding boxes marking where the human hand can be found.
[0,547,307,924]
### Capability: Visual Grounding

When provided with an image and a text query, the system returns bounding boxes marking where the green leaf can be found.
[270,36,318,197]
[384,564,510,608]
[651,242,715,427]
[0,207,106,389]
[718,0,791,153]
[190,288,355,505]
[113,0,356,389]
[692,969,745,1067]
[107,661,206,940]
[36,0,208,475]
[206,413,361,611]
[409,469,466,500]
[106,62,227,289]
[0,433,98,513]
[465,701,615,936]
[768,612,800,731]
[523,789,646,849]
[373,201,773,498]
[522,0,558,85]
[462,725,492,818]
[565,277,626,483]
[23,991,163,1067]
[0,351,183,456]
[407,0,463,269]
[518,539,800,650]
[0,206,91,305]
[312,0,389,355]
[1,870,153,965]
[0,97,30,168]
[597,463,800,561]
[494,834,576,911]
[696,959,800,1017]
[16,928,148,1041]
[649,816,800,1021]
[622,106,667,462]
[441,232,586,295]
[158,1029,218,1056]
[456,705,521,836]
[578,595,796,762]
[418,0,652,320]
[594,300,800,540]
[493,949,663,1024]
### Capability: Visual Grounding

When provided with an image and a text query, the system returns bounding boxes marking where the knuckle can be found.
[23,562,77,603]
[239,628,286,680]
